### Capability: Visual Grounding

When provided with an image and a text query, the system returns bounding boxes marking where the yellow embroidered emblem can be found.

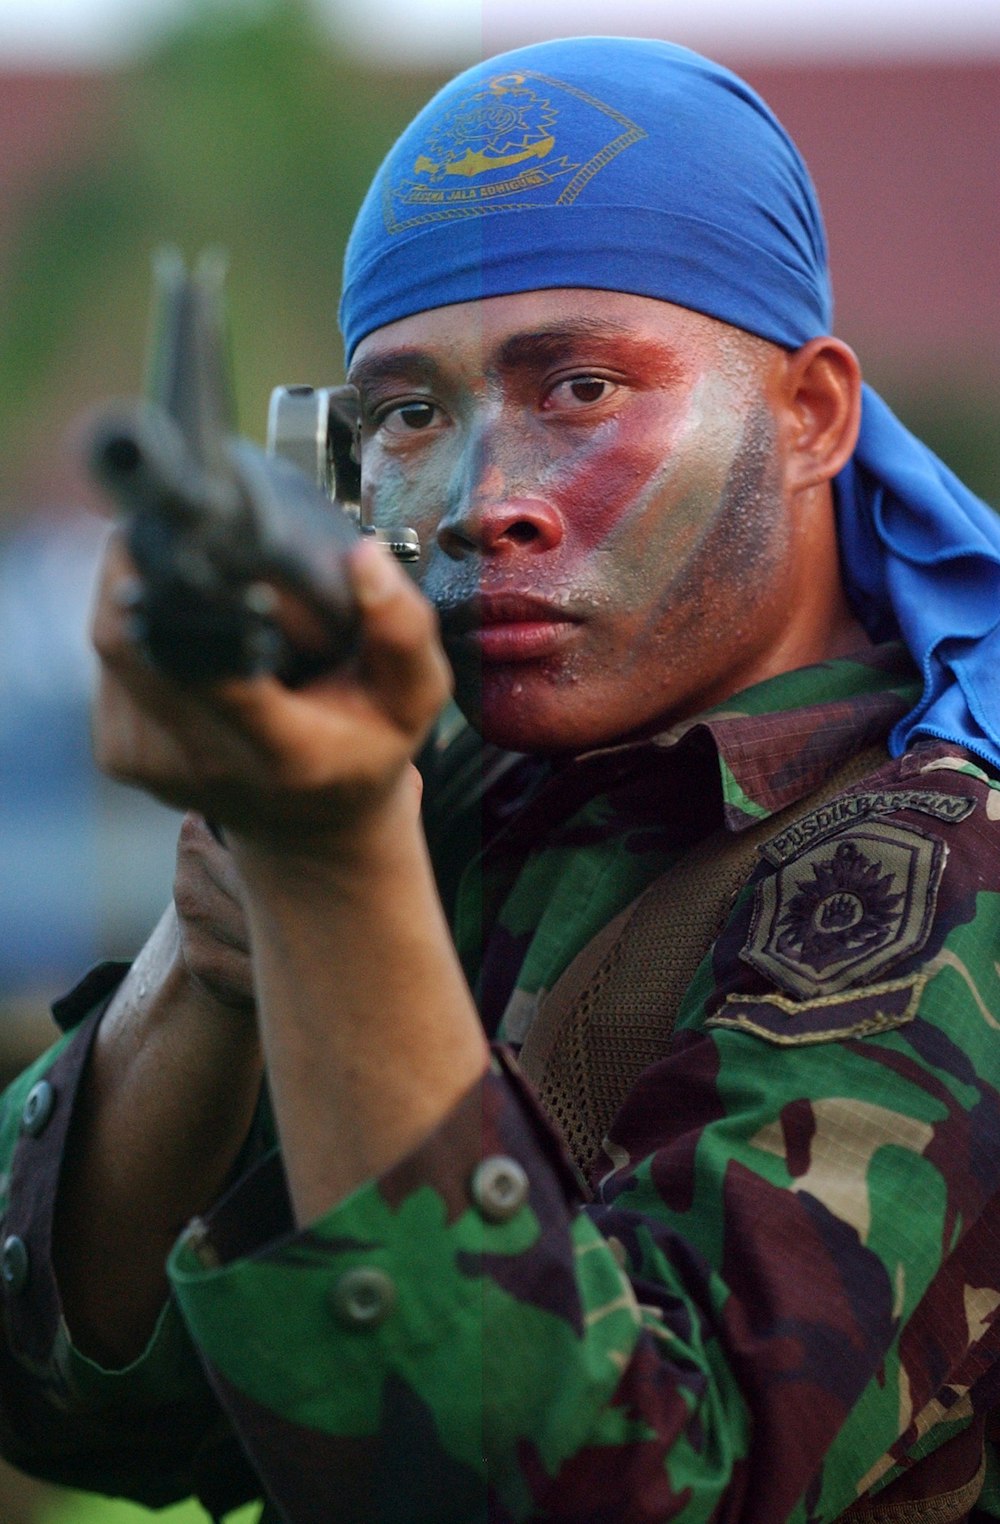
[386,70,646,233]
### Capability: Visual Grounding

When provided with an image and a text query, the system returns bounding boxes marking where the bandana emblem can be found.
[385,70,646,233]
[741,822,947,998]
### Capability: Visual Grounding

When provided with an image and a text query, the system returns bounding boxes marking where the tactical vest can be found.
[515,744,988,1523]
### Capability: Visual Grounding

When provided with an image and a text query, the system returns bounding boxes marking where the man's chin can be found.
[456,682,618,758]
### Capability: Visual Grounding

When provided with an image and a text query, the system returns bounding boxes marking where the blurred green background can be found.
[0,6,437,1516]
[0,0,443,1079]
[0,0,437,507]
[0,1,996,1516]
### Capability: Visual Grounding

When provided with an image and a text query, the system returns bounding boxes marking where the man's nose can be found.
[436,457,564,558]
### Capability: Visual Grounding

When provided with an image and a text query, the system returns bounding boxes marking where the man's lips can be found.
[438,594,581,663]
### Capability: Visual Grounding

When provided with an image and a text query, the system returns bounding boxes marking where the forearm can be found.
[52,907,264,1366]
[231,776,489,1225]
[78,530,468,1321]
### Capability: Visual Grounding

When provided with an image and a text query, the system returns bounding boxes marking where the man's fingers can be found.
[177,814,246,910]
[88,526,447,833]
[173,814,255,1010]
[90,530,152,666]
[349,539,453,735]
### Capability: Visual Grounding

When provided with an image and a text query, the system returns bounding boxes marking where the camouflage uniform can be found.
[2,641,1000,1523]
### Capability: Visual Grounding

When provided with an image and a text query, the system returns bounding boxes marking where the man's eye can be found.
[545,376,616,410]
[378,401,440,434]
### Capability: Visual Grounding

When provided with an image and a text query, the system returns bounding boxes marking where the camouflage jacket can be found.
[2,642,1000,1523]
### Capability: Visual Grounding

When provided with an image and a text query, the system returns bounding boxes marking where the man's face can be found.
[350,288,803,753]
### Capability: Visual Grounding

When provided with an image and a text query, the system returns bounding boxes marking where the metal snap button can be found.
[21,1081,55,1138]
[1,1237,29,1295]
[330,1267,396,1328]
[470,1156,529,1223]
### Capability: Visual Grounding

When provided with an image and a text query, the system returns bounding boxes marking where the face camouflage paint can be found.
[343,36,1000,766]
[353,290,807,751]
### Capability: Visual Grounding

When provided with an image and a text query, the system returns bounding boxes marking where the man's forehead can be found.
[347,288,740,380]
[339,39,832,362]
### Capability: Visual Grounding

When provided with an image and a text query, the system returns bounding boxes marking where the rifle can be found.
[87,250,418,686]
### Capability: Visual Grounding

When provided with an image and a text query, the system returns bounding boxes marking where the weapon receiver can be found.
[88,250,417,686]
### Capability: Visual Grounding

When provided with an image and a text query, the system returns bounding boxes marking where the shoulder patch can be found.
[707,974,925,1046]
[762,790,975,867]
[742,822,947,998]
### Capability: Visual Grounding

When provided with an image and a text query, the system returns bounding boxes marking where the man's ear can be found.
[780,336,862,491]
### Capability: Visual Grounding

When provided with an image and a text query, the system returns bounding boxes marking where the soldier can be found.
[2,36,1000,1524]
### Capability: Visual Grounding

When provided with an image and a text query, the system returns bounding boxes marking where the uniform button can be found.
[330,1267,396,1328]
[1,1237,29,1294]
[470,1156,529,1223]
[21,1081,55,1138]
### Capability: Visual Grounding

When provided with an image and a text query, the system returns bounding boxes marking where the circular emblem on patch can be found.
[741,822,947,998]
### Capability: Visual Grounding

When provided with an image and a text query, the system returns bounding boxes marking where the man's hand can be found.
[86,522,486,1231]
[90,529,452,850]
[173,813,254,1013]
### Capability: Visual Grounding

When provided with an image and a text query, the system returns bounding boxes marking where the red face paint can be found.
[351,289,824,753]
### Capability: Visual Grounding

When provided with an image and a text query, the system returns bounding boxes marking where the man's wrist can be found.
[226,766,425,905]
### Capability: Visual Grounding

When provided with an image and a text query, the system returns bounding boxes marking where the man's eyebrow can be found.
[347,350,439,392]
[496,321,682,373]
[348,321,684,390]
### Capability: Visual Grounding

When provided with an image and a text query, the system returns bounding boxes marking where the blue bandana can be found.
[340,37,1000,770]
